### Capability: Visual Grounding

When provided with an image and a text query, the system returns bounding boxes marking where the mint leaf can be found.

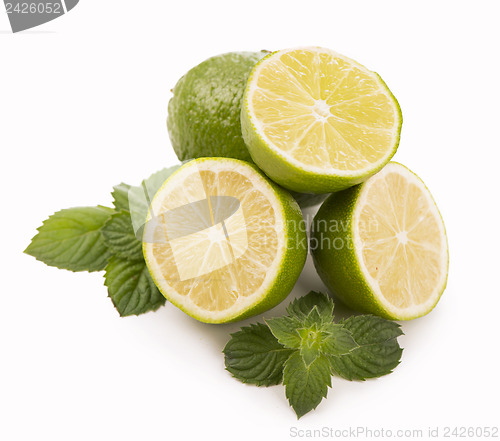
[296,323,324,367]
[223,323,294,386]
[283,352,332,419]
[320,324,358,356]
[265,316,302,349]
[111,183,131,211]
[25,206,114,272]
[104,256,165,316]
[299,343,320,368]
[342,315,403,345]
[127,186,151,238]
[329,315,403,381]
[142,165,181,197]
[117,165,181,240]
[287,291,334,324]
[303,306,324,328]
[102,211,143,261]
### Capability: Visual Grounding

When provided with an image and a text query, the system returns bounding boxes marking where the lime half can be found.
[241,47,402,194]
[143,158,307,323]
[311,162,448,320]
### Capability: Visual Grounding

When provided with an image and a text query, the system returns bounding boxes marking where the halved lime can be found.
[143,158,307,323]
[311,162,448,320]
[241,47,402,194]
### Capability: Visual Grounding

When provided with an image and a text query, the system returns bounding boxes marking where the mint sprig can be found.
[223,291,403,419]
[25,167,180,316]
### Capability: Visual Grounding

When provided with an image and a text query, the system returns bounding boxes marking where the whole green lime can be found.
[167,51,268,162]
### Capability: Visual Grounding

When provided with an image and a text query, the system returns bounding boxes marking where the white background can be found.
[1,1,499,440]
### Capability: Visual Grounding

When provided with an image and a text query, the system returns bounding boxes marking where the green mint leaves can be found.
[329,315,403,381]
[286,290,334,321]
[104,256,165,317]
[115,165,181,233]
[223,291,403,419]
[283,352,332,418]
[318,324,358,357]
[24,206,115,272]
[102,211,144,261]
[223,323,294,386]
[111,183,132,211]
[265,316,302,349]
[25,167,180,316]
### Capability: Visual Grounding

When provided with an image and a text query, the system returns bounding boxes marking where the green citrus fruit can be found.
[241,46,402,194]
[167,51,268,162]
[143,157,308,323]
[311,162,448,320]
